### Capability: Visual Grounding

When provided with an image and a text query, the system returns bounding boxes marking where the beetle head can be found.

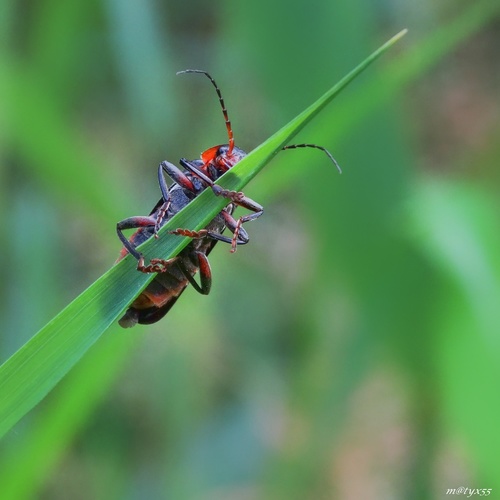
[201,144,247,179]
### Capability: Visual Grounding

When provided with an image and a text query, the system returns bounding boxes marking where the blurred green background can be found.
[1,0,499,498]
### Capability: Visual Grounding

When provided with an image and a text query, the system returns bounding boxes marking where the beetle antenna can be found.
[177,69,235,155]
[282,144,342,174]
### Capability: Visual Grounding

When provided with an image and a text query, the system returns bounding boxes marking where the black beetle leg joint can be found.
[212,185,223,196]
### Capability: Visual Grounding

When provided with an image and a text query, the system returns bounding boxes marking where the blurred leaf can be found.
[410,177,500,338]
[104,0,176,142]
[1,61,129,224]
[409,176,500,488]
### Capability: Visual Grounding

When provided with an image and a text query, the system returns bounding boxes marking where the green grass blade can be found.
[0,30,406,439]
[0,332,135,499]
[211,29,408,193]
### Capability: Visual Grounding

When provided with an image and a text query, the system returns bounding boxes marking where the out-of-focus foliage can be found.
[0,0,499,498]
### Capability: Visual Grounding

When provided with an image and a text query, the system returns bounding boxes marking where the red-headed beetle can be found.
[116,70,341,327]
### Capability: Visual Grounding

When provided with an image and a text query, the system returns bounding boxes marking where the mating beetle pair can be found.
[116,70,340,328]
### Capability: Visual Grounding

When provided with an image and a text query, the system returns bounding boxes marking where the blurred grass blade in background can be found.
[409,177,500,488]
[0,30,407,440]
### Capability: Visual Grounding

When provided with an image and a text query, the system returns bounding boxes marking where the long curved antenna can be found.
[177,69,235,155]
[282,144,342,174]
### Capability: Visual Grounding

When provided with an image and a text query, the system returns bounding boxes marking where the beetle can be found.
[116,70,341,328]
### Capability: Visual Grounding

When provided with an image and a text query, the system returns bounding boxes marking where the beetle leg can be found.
[168,208,260,252]
[168,226,244,246]
[181,208,260,252]
[169,228,208,239]
[153,201,170,239]
[154,161,197,238]
[180,158,213,185]
[220,209,262,253]
[178,157,264,251]
[211,196,263,253]
[176,251,212,295]
[116,216,157,260]
[117,215,177,273]
[154,161,175,238]
[180,157,262,211]
[211,185,264,215]
[137,256,178,273]
[160,160,195,191]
